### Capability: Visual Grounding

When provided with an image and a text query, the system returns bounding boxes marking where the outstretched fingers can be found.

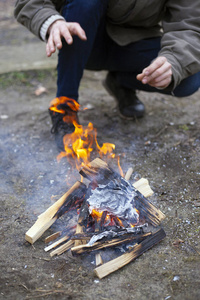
[67,22,87,41]
[46,20,87,57]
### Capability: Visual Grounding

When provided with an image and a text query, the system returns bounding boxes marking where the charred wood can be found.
[54,183,87,218]
[94,228,166,279]
[134,193,165,227]
[71,232,151,255]
[79,158,121,184]
[74,199,89,246]
[71,226,145,241]
[94,219,103,266]
[25,181,86,244]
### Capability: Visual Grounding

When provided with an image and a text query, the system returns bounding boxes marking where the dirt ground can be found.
[0,2,200,300]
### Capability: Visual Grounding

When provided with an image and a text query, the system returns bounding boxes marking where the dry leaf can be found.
[172,239,184,247]
[34,86,47,96]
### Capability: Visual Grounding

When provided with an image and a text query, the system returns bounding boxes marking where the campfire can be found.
[25,97,166,279]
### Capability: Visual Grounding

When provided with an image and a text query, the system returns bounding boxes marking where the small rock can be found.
[173,275,180,281]
[0,115,9,119]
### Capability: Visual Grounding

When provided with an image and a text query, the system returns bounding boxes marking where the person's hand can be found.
[46,20,87,57]
[136,56,172,89]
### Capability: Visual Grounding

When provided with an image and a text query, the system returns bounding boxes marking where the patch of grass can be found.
[179,124,189,131]
[0,71,28,88]
[0,69,57,89]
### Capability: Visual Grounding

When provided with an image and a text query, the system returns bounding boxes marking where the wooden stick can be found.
[100,211,108,231]
[95,253,103,266]
[94,219,103,266]
[74,224,85,247]
[71,226,143,240]
[45,231,61,244]
[44,235,70,252]
[25,181,86,244]
[133,178,153,198]
[94,228,166,279]
[132,178,164,226]
[134,194,165,227]
[86,158,108,170]
[50,240,74,257]
[74,199,89,247]
[125,167,134,181]
[71,232,151,255]
[79,157,120,184]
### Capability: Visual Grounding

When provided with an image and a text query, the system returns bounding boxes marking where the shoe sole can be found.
[102,79,144,120]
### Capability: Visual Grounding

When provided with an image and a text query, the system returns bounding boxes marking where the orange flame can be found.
[91,209,104,221]
[50,97,117,170]
[50,96,80,114]
[91,209,111,225]
[117,156,124,177]
[91,208,139,228]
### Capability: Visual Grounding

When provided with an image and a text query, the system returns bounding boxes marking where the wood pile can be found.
[25,158,166,278]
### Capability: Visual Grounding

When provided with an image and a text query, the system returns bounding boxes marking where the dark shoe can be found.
[103,72,145,119]
[49,102,79,151]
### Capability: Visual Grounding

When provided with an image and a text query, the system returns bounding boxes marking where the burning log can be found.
[99,211,108,231]
[71,232,151,255]
[80,158,164,227]
[81,158,153,196]
[94,228,166,279]
[25,181,86,244]
[79,158,120,184]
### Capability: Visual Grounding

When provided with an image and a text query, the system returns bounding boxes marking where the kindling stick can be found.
[25,181,86,244]
[94,228,166,279]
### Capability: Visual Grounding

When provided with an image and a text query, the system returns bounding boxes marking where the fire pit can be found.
[25,158,166,279]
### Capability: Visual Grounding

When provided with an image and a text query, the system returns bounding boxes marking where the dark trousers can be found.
[57,0,200,100]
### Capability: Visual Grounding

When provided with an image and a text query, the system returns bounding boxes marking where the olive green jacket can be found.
[14,0,200,90]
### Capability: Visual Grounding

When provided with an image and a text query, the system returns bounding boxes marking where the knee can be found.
[173,73,200,97]
[62,0,108,19]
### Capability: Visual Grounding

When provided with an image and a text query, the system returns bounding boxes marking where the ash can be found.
[87,178,139,224]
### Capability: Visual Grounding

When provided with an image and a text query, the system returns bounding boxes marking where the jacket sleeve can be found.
[159,0,200,89]
[14,0,61,40]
